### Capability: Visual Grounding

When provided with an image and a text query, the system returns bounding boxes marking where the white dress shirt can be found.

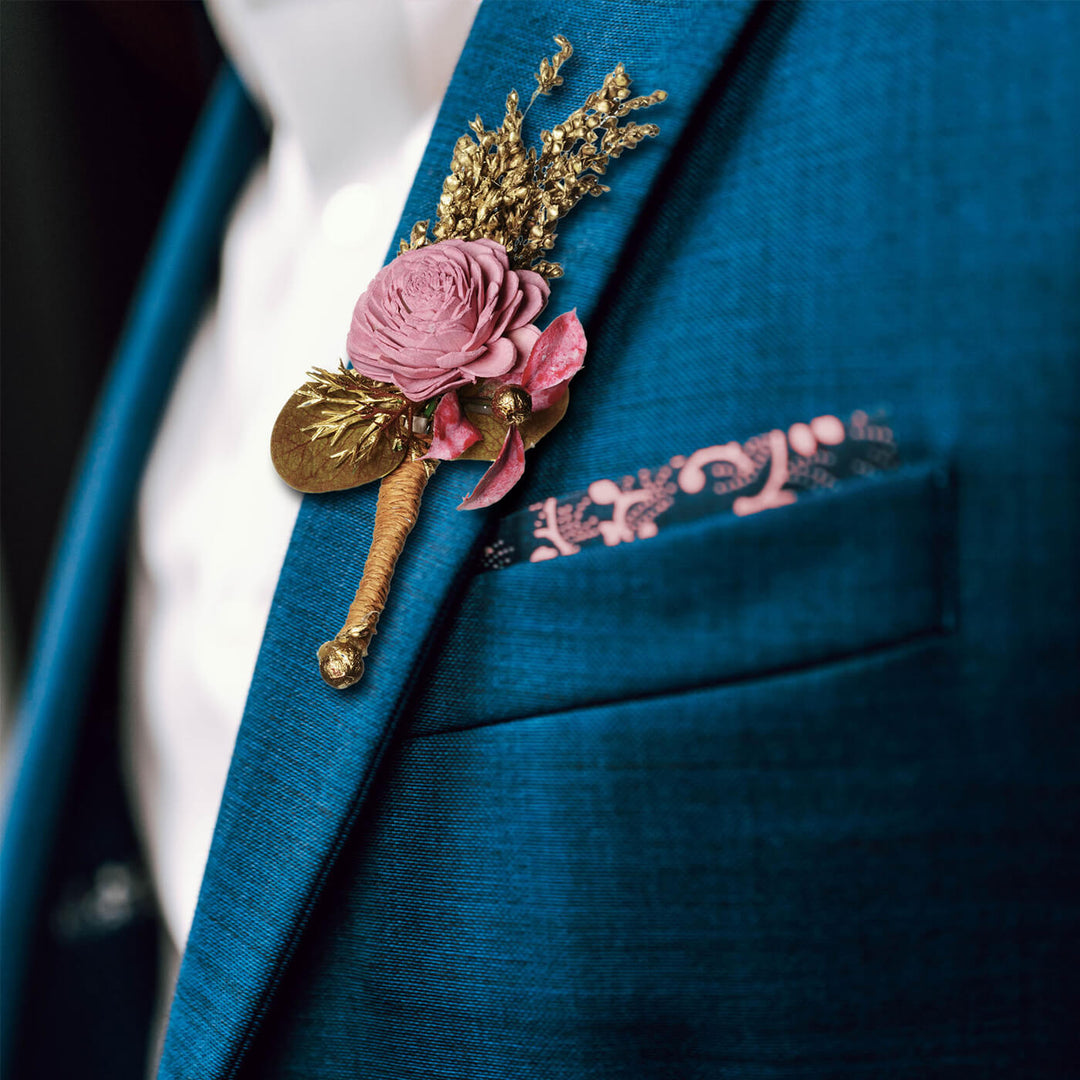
[124,0,479,958]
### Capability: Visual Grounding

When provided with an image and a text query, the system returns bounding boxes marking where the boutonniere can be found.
[271,36,666,688]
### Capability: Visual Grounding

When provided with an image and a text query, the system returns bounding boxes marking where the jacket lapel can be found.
[159,3,759,1076]
[0,66,266,1071]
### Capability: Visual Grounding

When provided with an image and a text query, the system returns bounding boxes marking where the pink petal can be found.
[393,368,469,402]
[529,380,570,413]
[520,310,587,393]
[458,426,526,510]
[481,282,524,344]
[470,237,511,269]
[496,324,543,385]
[506,268,551,330]
[424,392,481,461]
[457,335,518,379]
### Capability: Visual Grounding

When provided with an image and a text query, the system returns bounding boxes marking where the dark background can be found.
[1,1,222,689]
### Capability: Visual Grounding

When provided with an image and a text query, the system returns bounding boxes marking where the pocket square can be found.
[479,410,898,571]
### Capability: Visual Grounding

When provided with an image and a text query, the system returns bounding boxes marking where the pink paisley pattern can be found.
[478,411,898,571]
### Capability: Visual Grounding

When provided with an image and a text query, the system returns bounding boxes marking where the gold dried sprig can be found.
[528,33,573,109]
[401,36,666,278]
[296,364,420,470]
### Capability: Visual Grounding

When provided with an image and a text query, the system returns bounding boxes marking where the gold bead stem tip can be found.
[318,638,366,690]
[491,384,532,426]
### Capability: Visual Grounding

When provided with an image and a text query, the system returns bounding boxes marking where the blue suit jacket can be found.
[5,2,1079,1076]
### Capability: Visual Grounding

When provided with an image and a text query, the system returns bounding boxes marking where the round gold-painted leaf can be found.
[457,389,571,461]
[271,383,409,494]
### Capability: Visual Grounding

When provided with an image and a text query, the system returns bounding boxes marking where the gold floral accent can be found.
[271,363,572,494]
[271,36,667,688]
[271,365,420,492]
[401,36,667,278]
[296,365,417,462]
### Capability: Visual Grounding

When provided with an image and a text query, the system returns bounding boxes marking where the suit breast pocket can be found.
[409,460,955,736]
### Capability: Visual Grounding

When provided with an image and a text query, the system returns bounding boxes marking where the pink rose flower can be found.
[346,238,549,402]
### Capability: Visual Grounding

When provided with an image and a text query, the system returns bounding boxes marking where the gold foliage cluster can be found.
[296,364,420,469]
[401,36,666,278]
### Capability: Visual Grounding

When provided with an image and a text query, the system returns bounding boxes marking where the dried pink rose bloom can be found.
[346,238,549,402]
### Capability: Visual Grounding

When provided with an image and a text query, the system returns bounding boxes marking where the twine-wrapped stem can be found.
[318,456,437,689]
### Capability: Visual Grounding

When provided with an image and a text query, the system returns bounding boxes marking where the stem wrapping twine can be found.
[317,458,438,688]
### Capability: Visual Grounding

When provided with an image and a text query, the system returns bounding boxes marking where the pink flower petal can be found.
[459,336,518,379]
[507,269,550,330]
[470,237,511,269]
[529,380,570,413]
[520,310,587,393]
[424,392,481,461]
[458,426,526,510]
[496,324,544,384]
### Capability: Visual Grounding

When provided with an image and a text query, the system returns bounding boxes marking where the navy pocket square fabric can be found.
[479,410,899,572]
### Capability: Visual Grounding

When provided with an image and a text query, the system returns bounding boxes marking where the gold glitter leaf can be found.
[271,365,421,493]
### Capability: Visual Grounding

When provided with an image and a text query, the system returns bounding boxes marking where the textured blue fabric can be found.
[161,0,1076,1074]
[0,67,266,1071]
[247,638,1077,1077]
